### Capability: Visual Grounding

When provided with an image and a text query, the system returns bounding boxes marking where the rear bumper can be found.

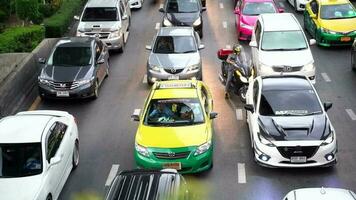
[147,68,202,82]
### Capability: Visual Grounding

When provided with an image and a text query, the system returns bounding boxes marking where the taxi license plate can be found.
[290,156,307,163]
[56,91,69,97]
[163,162,181,170]
[341,37,351,42]
[168,75,179,80]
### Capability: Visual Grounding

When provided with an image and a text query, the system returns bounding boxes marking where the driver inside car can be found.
[149,102,175,120]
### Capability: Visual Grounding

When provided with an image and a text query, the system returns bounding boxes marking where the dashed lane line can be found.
[143,74,148,84]
[321,72,331,82]
[237,163,247,184]
[346,109,356,121]
[155,22,160,30]
[105,164,120,186]
[28,96,41,111]
[236,109,243,120]
[219,2,224,9]
[222,21,227,29]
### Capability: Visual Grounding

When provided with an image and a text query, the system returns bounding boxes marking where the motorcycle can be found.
[217,48,254,103]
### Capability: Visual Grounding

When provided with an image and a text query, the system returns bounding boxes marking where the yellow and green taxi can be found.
[131,80,217,174]
[304,0,356,46]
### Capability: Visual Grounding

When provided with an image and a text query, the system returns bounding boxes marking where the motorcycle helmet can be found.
[233,44,242,54]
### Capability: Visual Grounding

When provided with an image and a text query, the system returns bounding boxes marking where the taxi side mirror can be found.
[209,112,218,119]
[244,104,254,113]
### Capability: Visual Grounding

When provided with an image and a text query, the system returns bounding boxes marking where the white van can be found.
[249,13,316,83]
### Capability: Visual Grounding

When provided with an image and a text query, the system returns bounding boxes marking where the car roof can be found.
[151,80,199,99]
[86,0,118,7]
[259,13,300,31]
[292,188,356,199]
[262,76,312,91]
[108,169,182,200]
[319,0,351,5]
[158,27,195,37]
[56,37,94,48]
[0,115,52,143]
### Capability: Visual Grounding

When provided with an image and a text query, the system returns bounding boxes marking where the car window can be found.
[320,3,356,19]
[46,122,68,161]
[242,2,277,15]
[166,0,200,13]
[253,80,259,107]
[255,21,262,46]
[49,46,92,66]
[144,98,205,126]
[82,7,118,21]
[259,89,322,116]
[153,36,197,54]
[261,30,307,51]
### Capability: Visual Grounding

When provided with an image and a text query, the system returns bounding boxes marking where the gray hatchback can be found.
[145,27,205,85]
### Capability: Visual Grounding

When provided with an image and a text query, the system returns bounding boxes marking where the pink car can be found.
[234,0,284,40]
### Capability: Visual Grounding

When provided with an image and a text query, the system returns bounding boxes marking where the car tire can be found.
[147,75,154,85]
[92,80,99,99]
[294,0,298,12]
[199,29,203,38]
[105,67,109,78]
[72,140,79,170]
[46,194,52,200]
[198,70,203,81]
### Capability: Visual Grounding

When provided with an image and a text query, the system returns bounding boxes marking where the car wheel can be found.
[199,29,203,38]
[72,140,79,169]
[117,34,125,53]
[147,75,154,85]
[46,194,52,200]
[294,0,298,12]
[197,70,203,81]
[92,80,99,99]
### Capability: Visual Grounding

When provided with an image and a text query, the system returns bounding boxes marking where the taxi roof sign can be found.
[157,82,195,89]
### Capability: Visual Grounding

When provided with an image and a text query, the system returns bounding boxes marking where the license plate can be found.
[163,162,181,170]
[341,37,351,42]
[290,156,307,163]
[168,75,179,80]
[56,91,69,97]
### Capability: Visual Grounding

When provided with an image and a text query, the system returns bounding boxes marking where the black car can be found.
[352,39,356,71]
[105,169,190,200]
[159,0,205,38]
[38,37,109,99]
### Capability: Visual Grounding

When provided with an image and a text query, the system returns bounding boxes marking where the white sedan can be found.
[283,188,356,199]
[0,110,79,200]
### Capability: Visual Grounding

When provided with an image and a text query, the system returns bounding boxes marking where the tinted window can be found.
[153,36,197,54]
[166,0,200,13]
[50,46,92,66]
[47,122,67,161]
[82,7,118,21]
[261,31,307,51]
[145,98,205,126]
[242,2,277,15]
[259,89,322,116]
[320,4,356,19]
[0,143,42,177]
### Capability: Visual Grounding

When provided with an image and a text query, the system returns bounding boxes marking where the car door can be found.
[305,0,319,37]
[251,21,262,73]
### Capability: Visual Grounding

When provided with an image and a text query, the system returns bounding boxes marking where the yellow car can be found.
[304,0,356,46]
[131,80,217,174]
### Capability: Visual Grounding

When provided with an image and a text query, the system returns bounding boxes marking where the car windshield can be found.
[50,46,92,66]
[153,36,197,54]
[261,31,307,51]
[145,98,205,126]
[320,4,356,19]
[166,0,200,13]
[242,2,277,15]
[0,143,42,178]
[82,7,118,21]
[259,89,322,116]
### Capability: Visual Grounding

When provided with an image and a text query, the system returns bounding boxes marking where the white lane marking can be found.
[236,109,243,120]
[219,2,224,9]
[155,22,160,30]
[346,109,356,120]
[105,164,120,186]
[143,74,147,84]
[237,163,247,184]
[321,72,331,82]
[226,45,231,49]
[222,21,227,29]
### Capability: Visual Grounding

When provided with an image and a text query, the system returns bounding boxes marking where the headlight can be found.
[257,133,275,147]
[135,143,149,157]
[240,22,253,30]
[321,130,335,146]
[149,65,162,72]
[259,63,274,74]
[76,30,85,37]
[303,62,314,71]
[187,64,200,72]
[163,18,173,26]
[38,77,50,85]
[193,17,201,26]
[76,77,94,86]
[194,141,211,156]
[320,27,337,34]
[109,31,120,39]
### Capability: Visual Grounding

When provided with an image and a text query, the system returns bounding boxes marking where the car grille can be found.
[164,68,184,74]
[153,151,190,159]
[277,146,319,159]
[84,32,110,39]
[272,66,303,72]
[48,81,80,90]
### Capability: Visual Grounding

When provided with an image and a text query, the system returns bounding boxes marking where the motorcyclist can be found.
[224,44,244,98]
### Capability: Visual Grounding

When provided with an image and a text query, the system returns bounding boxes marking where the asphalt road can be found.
[30,0,356,199]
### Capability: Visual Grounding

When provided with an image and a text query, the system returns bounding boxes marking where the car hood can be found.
[258,114,331,141]
[77,21,121,32]
[136,124,208,148]
[240,14,258,26]
[0,174,43,200]
[41,65,94,82]
[259,48,313,66]
[319,18,356,33]
[149,52,200,69]
[166,12,200,25]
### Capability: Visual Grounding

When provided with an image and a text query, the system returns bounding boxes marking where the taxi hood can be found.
[136,124,209,148]
[320,18,356,33]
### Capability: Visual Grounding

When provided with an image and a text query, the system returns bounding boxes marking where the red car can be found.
[234,0,283,40]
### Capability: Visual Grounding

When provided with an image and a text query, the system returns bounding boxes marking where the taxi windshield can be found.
[144,98,205,126]
[320,4,356,19]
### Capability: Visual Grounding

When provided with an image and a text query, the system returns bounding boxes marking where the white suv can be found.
[249,13,316,83]
[76,0,131,52]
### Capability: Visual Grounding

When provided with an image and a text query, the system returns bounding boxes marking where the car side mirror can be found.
[145,45,152,50]
[159,8,165,12]
[202,7,206,11]
[97,59,105,64]
[49,156,61,167]
[74,15,80,20]
[244,104,254,113]
[278,8,284,13]
[122,15,128,20]
[309,39,316,46]
[323,102,332,112]
[234,9,240,15]
[209,112,218,119]
[249,41,257,48]
[198,44,205,50]
[131,109,141,121]
[38,57,46,64]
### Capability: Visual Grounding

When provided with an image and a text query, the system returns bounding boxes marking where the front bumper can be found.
[317,30,356,47]
[135,146,213,174]
[147,68,202,82]
[38,83,95,99]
